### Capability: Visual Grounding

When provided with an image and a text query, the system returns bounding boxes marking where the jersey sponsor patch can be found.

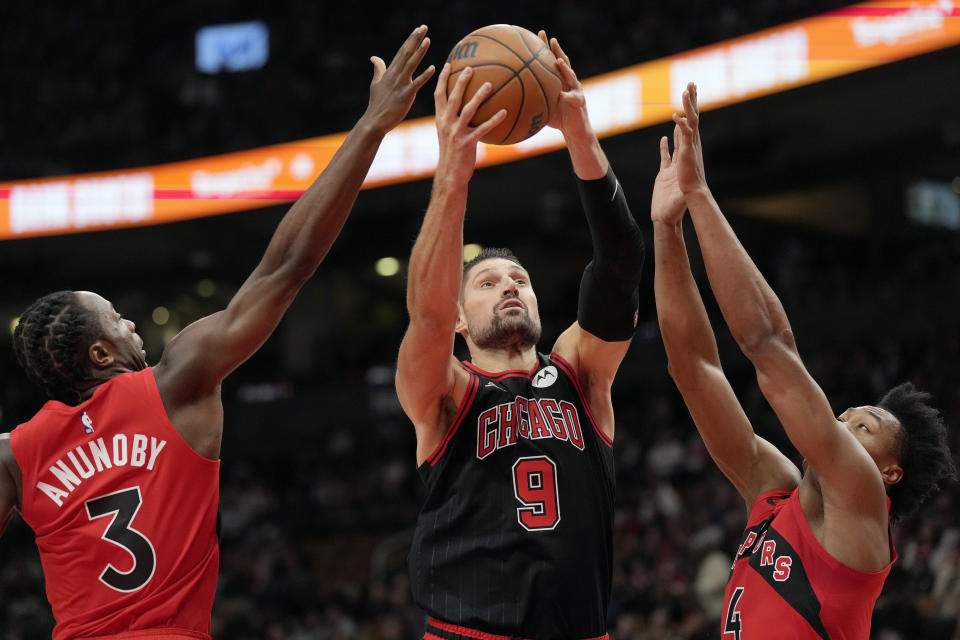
[532,365,558,389]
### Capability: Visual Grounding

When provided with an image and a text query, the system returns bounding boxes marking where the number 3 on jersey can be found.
[512,456,560,531]
[85,486,157,592]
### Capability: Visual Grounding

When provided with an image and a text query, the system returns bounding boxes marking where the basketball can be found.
[446,25,562,145]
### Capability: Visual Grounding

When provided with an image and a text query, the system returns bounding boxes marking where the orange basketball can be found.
[446,25,562,145]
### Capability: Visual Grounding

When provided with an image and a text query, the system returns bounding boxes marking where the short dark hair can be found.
[880,382,956,522]
[12,291,100,405]
[461,247,524,288]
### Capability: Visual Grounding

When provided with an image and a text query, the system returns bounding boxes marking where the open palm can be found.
[651,131,686,225]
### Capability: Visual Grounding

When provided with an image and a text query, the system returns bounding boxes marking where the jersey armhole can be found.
[4,430,27,520]
[425,372,480,467]
[745,489,793,524]
[549,353,613,448]
[788,487,897,577]
[141,369,220,467]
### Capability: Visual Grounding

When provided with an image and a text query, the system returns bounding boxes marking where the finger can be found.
[370,56,386,83]
[672,112,693,140]
[672,123,681,160]
[391,24,428,68]
[447,67,473,113]
[538,30,549,46]
[403,35,431,78]
[459,81,493,125]
[659,136,670,169]
[685,82,699,127]
[690,82,700,127]
[412,64,436,92]
[680,89,696,127]
[472,108,508,141]
[556,58,578,88]
[550,37,573,68]
[434,62,451,106]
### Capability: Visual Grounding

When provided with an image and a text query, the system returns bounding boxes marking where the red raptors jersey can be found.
[10,368,219,640]
[723,488,895,640]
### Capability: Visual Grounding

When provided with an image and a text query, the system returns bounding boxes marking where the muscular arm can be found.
[673,84,886,520]
[154,27,435,457]
[395,65,506,465]
[652,135,799,505]
[544,35,639,441]
[0,434,21,536]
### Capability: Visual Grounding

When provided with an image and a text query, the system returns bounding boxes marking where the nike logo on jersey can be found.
[36,435,168,507]
[484,381,506,392]
[476,396,585,459]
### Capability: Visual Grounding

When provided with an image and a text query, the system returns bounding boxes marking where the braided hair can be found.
[12,291,101,405]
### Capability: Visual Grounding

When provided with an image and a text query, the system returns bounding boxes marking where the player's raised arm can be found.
[395,64,506,464]
[672,83,888,517]
[541,34,643,441]
[155,27,434,406]
[652,132,800,506]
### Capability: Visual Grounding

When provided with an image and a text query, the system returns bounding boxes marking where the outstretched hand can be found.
[651,127,686,226]
[671,82,709,196]
[364,25,436,134]
[433,63,507,184]
[538,31,590,138]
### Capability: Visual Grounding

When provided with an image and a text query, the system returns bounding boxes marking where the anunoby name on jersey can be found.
[37,434,167,507]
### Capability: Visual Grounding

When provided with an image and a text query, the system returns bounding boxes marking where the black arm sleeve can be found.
[575,167,645,342]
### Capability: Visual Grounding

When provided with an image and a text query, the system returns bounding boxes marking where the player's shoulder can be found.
[0,432,12,454]
[0,432,20,478]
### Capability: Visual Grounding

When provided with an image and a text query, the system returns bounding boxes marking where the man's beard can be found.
[470,309,541,351]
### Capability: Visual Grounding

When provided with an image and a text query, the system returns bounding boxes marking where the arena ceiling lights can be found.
[1,0,958,240]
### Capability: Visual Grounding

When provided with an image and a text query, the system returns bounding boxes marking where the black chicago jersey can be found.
[409,352,615,639]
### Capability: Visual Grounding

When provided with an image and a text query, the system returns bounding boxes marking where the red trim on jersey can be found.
[427,374,480,467]
[90,629,211,639]
[424,633,444,640]
[550,354,613,448]
[429,617,512,639]
[427,618,609,640]
[461,359,539,380]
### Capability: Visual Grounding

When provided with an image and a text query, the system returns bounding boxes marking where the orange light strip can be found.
[2,0,958,240]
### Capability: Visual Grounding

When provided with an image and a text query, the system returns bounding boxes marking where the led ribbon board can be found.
[1,0,958,239]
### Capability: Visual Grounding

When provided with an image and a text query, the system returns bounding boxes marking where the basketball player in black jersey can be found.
[396,34,644,640]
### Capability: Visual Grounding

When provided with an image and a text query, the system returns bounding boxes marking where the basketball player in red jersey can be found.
[652,82,955,639]
[397,34,644,639]
[0,27,434,640]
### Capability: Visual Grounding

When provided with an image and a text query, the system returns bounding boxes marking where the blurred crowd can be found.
[2,226,959,640]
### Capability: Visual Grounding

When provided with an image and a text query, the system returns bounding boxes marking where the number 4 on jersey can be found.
[85,486,156,592]
[724,586,744,640]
